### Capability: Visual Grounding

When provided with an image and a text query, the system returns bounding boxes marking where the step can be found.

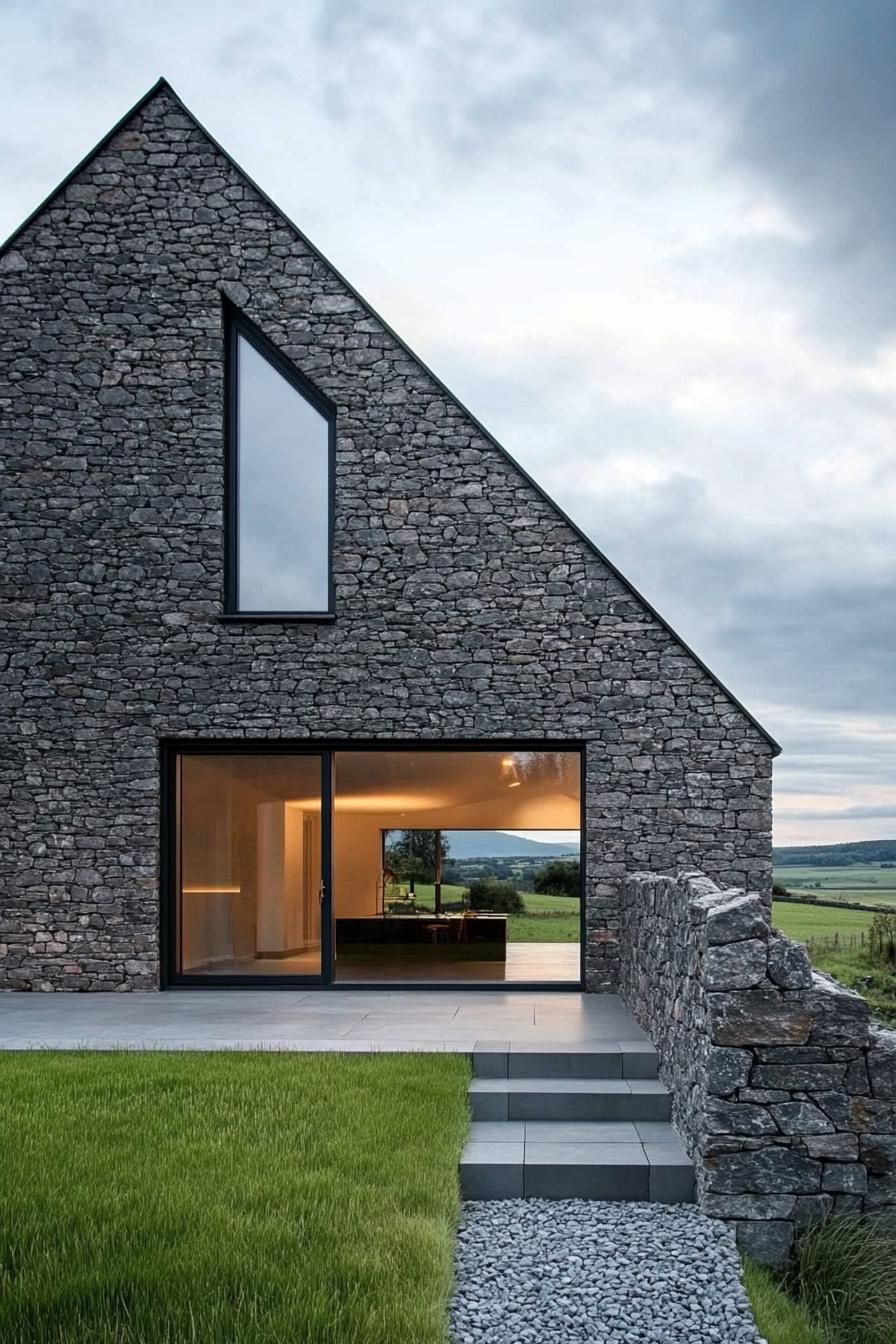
[460,1120,694,1202]
[473,1041,658,1080]
[469,1076,672,1123]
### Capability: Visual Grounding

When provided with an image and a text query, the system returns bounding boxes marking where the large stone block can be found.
[703,939,767,990]
[735,1219,794,1266]
[705,1147,821,1194]
[822,1164,867,1194]
[864,1173,896,1210]
[752,1062,846,1091]
[849,1097,896,1135]
[804,1133,859,1162]
[702,1193,796,1220]
[792,1194,834,1223]
[860,1134,896,1175]
[770,1101,834,1136]
[766,935,812,989]
[700,893,768,945]
[705,1046,752,1095]
[805,976,870,1046]
[706,1099,778,1136]
[709,990,813,1047]
[869,1027,896,1100]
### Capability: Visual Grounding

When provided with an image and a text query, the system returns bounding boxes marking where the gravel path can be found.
[451,1201,764,1344]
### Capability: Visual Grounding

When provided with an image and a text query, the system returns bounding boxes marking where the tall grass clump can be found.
[869,912,896,967]
[787,1215,896,1344]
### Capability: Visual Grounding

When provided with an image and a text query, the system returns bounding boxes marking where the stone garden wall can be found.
[619,871,896,1263]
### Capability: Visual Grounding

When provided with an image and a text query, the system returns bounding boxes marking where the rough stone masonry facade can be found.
[0,83,775,991]
[620,872,896,1262]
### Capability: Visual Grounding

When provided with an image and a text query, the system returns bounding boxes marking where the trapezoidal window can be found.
[225,307,335,617]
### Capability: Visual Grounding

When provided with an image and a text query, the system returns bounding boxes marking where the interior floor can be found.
[187,941,581,984]
[336,941,580,983]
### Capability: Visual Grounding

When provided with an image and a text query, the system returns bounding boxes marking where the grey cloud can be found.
[712,1,896,345]
[778,804,896,822]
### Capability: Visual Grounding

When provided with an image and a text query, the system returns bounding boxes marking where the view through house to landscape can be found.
[173,746,582,985]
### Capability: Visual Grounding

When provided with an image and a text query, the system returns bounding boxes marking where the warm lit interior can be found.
[175,748,581,984]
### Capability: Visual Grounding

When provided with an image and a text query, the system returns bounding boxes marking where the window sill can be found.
[218,613,336,625]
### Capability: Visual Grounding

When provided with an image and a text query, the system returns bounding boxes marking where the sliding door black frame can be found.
[160,741,334,989]
[159,737,584,991]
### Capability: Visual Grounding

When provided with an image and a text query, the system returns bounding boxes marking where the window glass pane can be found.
[178,753,323,976]
[237,334,330,612]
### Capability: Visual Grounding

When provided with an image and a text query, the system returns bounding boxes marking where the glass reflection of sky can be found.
[237,335,329,611]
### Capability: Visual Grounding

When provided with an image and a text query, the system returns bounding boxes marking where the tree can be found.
[384,830,452,910]
[466,878,525,915]
[533,859,580,899]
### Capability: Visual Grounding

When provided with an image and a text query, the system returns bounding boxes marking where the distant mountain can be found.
[774,839,896,868]
[444,830,580,860]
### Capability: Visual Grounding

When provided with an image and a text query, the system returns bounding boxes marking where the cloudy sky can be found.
[2,1,894,846]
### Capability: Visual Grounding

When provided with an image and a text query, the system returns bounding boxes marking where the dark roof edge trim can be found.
[0,77,782,756]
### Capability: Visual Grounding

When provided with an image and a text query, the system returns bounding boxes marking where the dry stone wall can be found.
[0,83,774,991]
[619,871,896,1263]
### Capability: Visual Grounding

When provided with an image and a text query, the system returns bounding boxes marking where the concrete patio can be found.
[0,990,648,1053]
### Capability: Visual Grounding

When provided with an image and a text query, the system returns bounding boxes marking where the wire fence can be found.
[806,931,869,955]
[806,918,896,966]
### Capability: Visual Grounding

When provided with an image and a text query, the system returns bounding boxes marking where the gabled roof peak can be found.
[0,79,781,756]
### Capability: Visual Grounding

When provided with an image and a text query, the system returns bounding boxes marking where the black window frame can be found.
[159,736,586,991]
[222,300,337,622]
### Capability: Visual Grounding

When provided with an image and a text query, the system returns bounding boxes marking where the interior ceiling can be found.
[334,751,580,812]
[186,749,580,814]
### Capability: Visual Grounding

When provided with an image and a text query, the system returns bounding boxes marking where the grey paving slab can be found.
[472,1045,509,1078]
[644,1144,695,1202]
[643,1141,691,1165]
[0,989,648,1053]
[470,1122,526,1142]
[469,1090,509,1121]
[462,1141,525,1164]
[524,1142,647,1166]
[460,1161,524,1200]
[508,1047,623,1079]
[634,1120,685,1143]
[524,1151,649,1200]
[523,1121,640,1143]
[470,1077,631,1092]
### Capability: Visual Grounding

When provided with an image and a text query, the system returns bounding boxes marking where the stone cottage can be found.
[0,79,779,994]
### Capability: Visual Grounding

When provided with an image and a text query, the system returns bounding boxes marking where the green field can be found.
[0,1052,469,1344]
[772,899,896,1028]
[771,901,876,943]
[395,884,580,943]
[774,863,896,905]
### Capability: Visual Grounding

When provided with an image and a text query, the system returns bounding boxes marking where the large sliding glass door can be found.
[164,741,583,988]
[170,749,331,983]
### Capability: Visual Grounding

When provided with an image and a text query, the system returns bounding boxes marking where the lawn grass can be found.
[410,884,581,943]
[805,947,896,1027]
[506,912,581,941]
[0,1051,470,1344]
[771,901,896,1026]
[742,1261,827,1344]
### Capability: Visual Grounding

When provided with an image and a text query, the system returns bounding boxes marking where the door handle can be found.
[319,880,326,906]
